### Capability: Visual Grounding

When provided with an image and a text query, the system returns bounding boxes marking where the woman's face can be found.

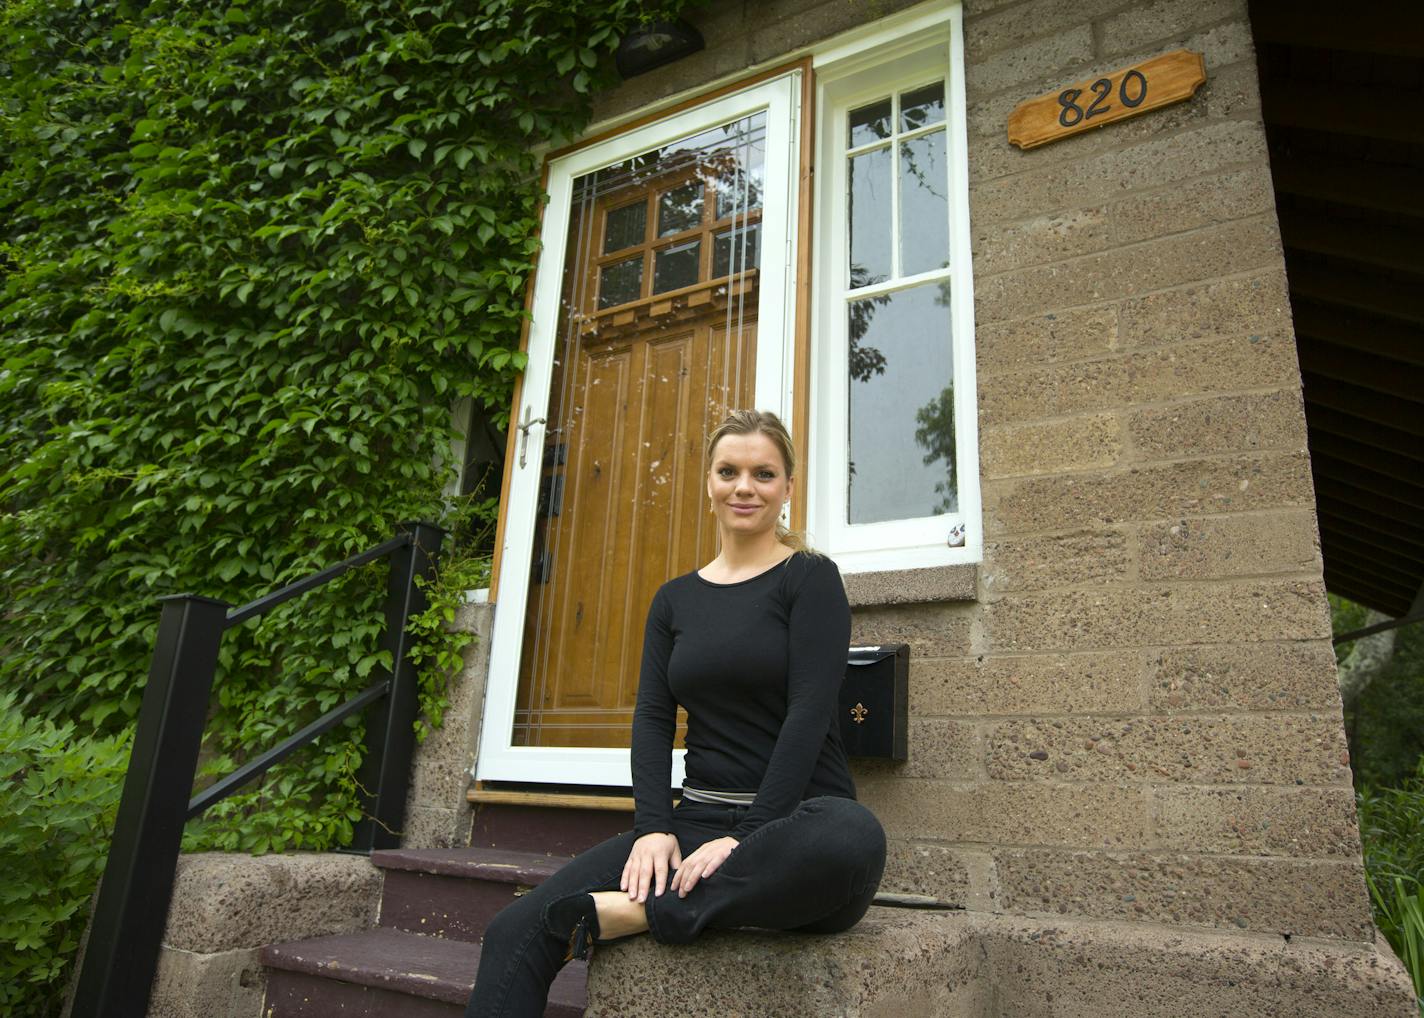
[706,431,794,540]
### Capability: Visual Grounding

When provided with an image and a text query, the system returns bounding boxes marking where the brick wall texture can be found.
[860,0,1368,943]
[587,0,1371,944]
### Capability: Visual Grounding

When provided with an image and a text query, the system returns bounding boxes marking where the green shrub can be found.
[1,0,688,854]
[0,1,687,1006]
[0,695,130,1018]
[1359,758,1424,1013]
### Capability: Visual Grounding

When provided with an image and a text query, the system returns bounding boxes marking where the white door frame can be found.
[474,72,803,788]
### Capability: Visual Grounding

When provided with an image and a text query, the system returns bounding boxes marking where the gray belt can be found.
[681,786,756,806]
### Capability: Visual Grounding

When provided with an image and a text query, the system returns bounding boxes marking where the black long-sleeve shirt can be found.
[630,551,856,841]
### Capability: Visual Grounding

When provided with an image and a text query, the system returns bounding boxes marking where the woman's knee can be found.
[484,890,543,944]
[802,798,885,852]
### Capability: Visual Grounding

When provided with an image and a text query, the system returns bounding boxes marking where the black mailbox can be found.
[839,644,909,760]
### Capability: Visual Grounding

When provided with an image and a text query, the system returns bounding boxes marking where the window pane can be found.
[603,201,646,254]
[653,240,700,294]
[598,256,642,308]
[900,81,945,131]
[713,224,761,278]
[848,147,892,287]
[714,129,764,219]
[848,99,892,147]
[899,129,949,276]
[846,281,956,523]
[658,183,703,236]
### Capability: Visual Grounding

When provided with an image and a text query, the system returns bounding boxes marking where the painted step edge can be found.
[264,969,586,1018]
[261,926,586,1008]
[373,847,569,883]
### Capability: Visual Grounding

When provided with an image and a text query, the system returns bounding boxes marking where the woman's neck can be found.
[703,531,794,581]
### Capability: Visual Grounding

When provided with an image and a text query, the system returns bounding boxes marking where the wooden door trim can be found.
[489,61,815,603]
[549,57,812,162]
[469,781,637,812]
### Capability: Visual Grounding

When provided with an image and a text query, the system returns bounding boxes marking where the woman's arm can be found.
[730,555,851,839]
[630,586,678,836]
[625,586,682,900]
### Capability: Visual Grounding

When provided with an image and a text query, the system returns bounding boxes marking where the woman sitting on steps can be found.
[464,408,887,1018]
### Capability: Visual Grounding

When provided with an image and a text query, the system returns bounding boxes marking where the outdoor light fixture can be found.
[615,19,705,78]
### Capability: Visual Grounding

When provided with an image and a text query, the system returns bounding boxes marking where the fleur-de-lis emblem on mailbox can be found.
[850,702,869,724]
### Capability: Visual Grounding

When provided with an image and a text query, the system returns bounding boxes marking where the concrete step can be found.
[262,926,586,1018]
[372,847,568,943]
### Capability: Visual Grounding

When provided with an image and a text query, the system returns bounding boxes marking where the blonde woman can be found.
[465,409,885,1017]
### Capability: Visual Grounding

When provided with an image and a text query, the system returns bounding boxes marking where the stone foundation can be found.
[587,908,1418,1018]
[401,602,492,850]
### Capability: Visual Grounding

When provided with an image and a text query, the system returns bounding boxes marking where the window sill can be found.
[841,562,978,608]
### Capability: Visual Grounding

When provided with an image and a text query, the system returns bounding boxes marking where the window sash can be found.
[808,15,981,571]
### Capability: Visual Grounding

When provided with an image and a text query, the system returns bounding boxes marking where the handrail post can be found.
[351,520,444,851]
[69,593,230,1018]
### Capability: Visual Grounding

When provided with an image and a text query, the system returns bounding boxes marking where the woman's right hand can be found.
[620,832,682,903]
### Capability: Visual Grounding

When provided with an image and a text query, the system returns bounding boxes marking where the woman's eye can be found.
[757,471,774,480]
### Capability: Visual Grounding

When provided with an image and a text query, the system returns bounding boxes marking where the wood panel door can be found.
[512,112,766,749]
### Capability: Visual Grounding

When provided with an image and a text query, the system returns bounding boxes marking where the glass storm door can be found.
[475,74,798,787]
[515,113,766,748]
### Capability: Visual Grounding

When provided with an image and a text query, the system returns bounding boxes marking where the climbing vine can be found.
[0,0,689,1007]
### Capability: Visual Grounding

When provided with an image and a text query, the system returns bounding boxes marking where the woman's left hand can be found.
[669,835,739,898]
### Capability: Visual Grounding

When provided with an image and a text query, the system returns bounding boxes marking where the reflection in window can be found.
[846,283,956,524]
[899,130,948,276]
[598,256,642,309]
[849,99,892,147]
[603,201,647,254]
[653,240,700,294]
[658,183,703,236]
[713,132,764,219]
[713,224,760,278]
[899,82,945,131]
[572,110,767,316]
[848,146,892,287]
[848,80,949,287]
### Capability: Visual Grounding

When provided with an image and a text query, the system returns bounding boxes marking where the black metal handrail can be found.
[69,520,444,1018]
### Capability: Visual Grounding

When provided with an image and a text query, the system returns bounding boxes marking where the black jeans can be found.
[464,795,887,1018]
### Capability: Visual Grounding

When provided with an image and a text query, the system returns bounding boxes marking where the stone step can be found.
[372,847,569,942]
[262,926,586,1018]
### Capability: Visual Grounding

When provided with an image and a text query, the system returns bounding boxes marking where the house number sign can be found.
[1007,49,1207,150]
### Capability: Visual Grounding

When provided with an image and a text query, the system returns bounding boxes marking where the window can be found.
[809,24,980,572]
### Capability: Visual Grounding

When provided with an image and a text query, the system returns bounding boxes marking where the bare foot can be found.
[591,890,650,940]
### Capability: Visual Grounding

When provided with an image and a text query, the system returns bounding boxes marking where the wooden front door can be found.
[512,112,766,749]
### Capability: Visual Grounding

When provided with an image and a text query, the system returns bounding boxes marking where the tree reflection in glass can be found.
[845,281,954,524]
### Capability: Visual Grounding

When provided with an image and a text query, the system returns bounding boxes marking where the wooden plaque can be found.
[1007,49,1207,150]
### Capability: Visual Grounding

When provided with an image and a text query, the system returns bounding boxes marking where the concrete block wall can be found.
[401,602,493,849]
[851,0,1369,942]
[580,0,1370,945]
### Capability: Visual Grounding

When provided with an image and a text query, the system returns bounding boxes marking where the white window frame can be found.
[807,7,981,573]
[474,73,803,787]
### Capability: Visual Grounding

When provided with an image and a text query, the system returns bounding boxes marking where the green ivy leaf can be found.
[0,0,690,1008]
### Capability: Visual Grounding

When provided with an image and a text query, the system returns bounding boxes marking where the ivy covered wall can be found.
[0,0,687,1009]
